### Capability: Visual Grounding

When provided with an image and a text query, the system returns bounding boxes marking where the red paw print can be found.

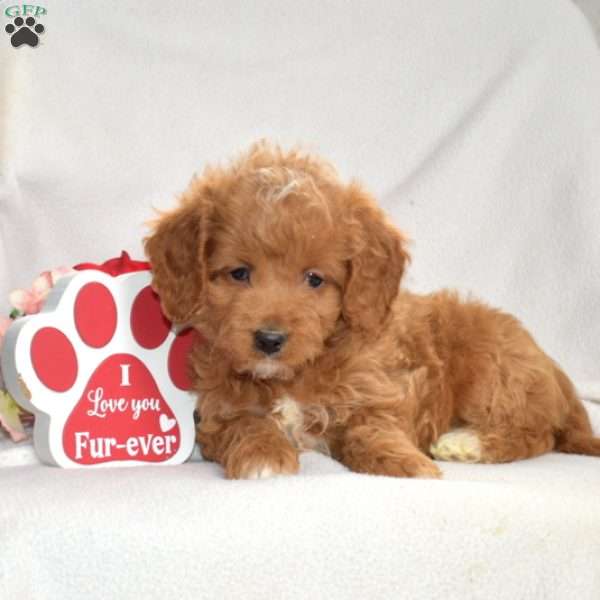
[1,270,199,467]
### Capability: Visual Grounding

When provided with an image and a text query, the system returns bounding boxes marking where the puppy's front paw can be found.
[342,445,442,479]
[342,425,443,479]
[225,443,300,480]
[370,453,443,479]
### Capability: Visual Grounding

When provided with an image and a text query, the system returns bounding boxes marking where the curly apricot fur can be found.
[145,141,600,479]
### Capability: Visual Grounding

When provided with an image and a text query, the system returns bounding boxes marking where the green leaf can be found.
[0,389,26,438]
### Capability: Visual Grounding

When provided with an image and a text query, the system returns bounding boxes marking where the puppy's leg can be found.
[338,414,442,478]
[432,359,564,464]
[430,426,555,463]
[198,415,300,479]
[555,398,600,456]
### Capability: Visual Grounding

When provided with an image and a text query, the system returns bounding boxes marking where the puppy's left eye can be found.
[230,267,250,283]
[305,272,324,288]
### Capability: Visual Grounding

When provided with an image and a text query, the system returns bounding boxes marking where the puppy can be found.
[145,141,600,479]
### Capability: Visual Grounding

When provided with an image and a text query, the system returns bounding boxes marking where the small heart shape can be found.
[159,413,176,433]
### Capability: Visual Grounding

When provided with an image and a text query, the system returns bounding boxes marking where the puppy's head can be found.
[145,142,409,380]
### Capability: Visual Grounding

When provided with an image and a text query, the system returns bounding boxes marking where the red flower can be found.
[74,251,150,276]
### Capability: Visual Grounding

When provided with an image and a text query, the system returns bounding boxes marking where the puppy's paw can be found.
[430,428,482,463]
[375,454,443,479]
[342,425,443,479]
[343,448,442,479]
[225,444,300,480]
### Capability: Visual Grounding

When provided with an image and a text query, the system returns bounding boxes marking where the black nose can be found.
[254,329,287,356]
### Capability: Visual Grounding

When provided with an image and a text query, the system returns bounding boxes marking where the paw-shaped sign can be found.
[1,268,198,468]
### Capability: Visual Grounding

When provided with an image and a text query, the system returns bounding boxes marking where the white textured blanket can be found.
[1,0,600,598]
[2,430,600,599]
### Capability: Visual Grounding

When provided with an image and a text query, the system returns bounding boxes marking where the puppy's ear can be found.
[144,179,213,324]
[342,183,410,332]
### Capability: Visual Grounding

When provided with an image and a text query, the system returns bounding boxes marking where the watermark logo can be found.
[4,4,46,47]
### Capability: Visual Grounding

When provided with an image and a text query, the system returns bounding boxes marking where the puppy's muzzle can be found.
[254,329,288,356]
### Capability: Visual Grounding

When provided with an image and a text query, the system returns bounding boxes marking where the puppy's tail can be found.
[554,366,600,456]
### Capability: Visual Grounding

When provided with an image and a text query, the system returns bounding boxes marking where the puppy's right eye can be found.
[230,267,250,283]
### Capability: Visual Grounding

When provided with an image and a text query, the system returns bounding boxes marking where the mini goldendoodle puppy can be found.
[145,141,600,479]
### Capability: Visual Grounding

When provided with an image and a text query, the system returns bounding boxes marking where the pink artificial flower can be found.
[9,266,75,315]
[49,266,75,285]
[0,316,10,340]
[0,317,11,385]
